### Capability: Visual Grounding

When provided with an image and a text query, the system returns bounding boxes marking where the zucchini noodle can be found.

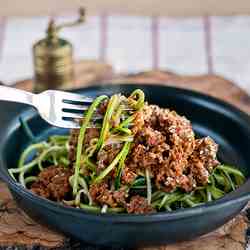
[19,117,36,143]
[114,142,131,189]
[38,146,66,171]
[94,141,130,183]
[151,164,245,210]
[24,176,38,185]
[8,89,246,214]
[96,94,120,151]
[128,89,145,110]
[9,136,69,187]
[72,95,108,195]
[145,169,152,205]
[79,203,125,213]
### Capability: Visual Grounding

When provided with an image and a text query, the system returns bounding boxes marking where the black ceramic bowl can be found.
[1,84,250,248]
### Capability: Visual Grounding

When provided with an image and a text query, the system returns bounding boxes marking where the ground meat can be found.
[178,174,195,192]
[30,182,50,198]
[135,126,166,146]
[68,129,79,163]
[142,104,161,128]
[89,182,127,207]
[121,166,137,185]
[132,110,145,134]
[31,166,72,201]
[84,128,100,145]
[160,110,194,147]
[192,137,219,172]
[155,146,191,192]
[65,102,220,213]
[128,104,218,192]
[97,99,108,115]
[113,188,127,206]
[187,137,219,185]
[68,128,100,164]
[89,182,115,207]
[188,160,209,185]
[126,195,155,214]
[127,125,170,175]
[97,144,122,173]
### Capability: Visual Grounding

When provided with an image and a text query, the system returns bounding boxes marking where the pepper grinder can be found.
[33,8,85,93]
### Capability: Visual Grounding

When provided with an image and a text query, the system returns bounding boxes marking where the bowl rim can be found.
[1,83,250,223]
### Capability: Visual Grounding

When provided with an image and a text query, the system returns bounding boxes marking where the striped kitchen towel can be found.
[1,14,250,94]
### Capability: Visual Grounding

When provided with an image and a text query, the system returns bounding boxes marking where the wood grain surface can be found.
[1,60,249,250]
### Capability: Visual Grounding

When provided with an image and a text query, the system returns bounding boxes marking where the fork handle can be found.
[0,86,34,106]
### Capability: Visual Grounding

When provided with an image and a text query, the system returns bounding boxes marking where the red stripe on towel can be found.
[203,16,213,74]
[152,16,159,70]
[99,13,108,62]
[0,17,6,60]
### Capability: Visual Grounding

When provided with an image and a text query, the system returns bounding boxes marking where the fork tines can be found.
[61,92,94,104]
[61,93,102,125]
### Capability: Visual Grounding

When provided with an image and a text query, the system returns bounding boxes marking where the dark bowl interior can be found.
[1,84,250,247]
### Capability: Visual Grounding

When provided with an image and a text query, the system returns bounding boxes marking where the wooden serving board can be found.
[1,60,250,250]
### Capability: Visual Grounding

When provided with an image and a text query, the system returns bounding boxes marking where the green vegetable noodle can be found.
[9,89,246,214]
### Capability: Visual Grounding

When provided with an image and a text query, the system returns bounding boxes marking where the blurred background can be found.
[1,0,250,92]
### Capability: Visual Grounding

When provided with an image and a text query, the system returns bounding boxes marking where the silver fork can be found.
[0,86,95,129]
